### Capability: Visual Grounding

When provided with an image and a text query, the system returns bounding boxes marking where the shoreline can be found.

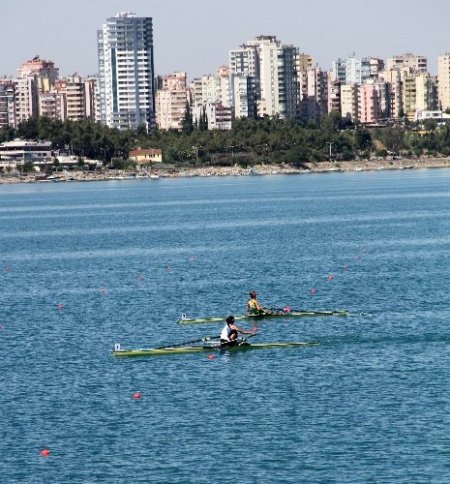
[1,157,450,184]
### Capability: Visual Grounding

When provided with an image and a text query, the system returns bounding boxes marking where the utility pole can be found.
[326,141,333,161]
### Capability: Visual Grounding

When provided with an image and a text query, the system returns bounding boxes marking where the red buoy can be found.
[40,448,50,457]
[133,391,142,400]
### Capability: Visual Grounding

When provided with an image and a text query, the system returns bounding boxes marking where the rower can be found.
[247,290,270,316]
[220,316,256,344]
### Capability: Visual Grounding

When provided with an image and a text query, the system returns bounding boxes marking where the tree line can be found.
[1,114,450,169]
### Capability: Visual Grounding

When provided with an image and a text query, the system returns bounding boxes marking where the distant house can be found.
[128,148,162,164]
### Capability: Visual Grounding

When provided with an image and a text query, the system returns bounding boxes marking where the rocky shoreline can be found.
[1,157,450,184]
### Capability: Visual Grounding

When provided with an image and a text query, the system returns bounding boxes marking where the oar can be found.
[238,332,258,346]
[154,335,220,350]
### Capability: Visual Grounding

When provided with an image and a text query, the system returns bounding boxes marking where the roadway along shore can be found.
[1,157,450,184]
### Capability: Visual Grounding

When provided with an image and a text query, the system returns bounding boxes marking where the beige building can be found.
[386,53,427,74]
[340,84,359,121]
[438,54,450,112]
[128,148,162,164]
[54,75,96,121]
[15,56,59,123]
[156,72,189,130]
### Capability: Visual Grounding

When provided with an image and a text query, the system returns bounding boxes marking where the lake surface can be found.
[1,170,450,483]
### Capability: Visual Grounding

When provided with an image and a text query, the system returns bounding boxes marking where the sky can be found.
[1,0,450,80]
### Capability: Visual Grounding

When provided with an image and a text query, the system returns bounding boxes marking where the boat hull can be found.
[178,310,348,325]
[112,341,318,357]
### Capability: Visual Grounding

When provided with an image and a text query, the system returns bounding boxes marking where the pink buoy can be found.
[133,391,142,400]
[40,448,50,457]
[137,275,145,281]
[57,304,64,310]
[283,306,292,313]
[207,354,216,360]
[310,288,317,295]
[327,274,334,281]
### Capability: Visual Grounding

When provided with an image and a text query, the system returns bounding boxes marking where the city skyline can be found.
[1,0,450,79]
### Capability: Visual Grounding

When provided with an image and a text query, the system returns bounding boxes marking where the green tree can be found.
[181,102,194,134]
[355,128,373,151]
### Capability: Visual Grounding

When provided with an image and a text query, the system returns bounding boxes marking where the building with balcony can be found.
[386,53,427,74]
[155,72,189,130]
[438,53,450,112]
[97,12,156,130]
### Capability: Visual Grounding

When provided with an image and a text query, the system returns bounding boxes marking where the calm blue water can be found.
[1,170,450,483]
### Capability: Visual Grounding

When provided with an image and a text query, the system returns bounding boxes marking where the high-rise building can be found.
[386,53,427,74]
[155,72,189,130]
[340,84,359,121]
[0,81,17,129]
[15,56,59,123]
[332,56,384,85]
[299,66,328,122]
[229,35,299,120]
[379,69,403,118]
[438,54,450,112]
[54,75,96,121]
[97,12,155,131]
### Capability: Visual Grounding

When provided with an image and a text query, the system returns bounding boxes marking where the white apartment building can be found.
[97,12,156,130]
[332,56,384,86]
[193,103,232,130]
[231,74,257,119]
[190,70,231,109]
[229,35,299,120]
[438,54,450,112]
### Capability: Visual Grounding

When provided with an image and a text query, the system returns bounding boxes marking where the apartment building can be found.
[229,35,299,120]
[299,66,328,122]
[327,78,341,115]
[438,54,450,112]
[15,56,59,124]
[386,53,427,73]
[358,83,380,124]
[340,84,359,122]
[378,69,403,118]
[332,56,384,86]
[0,81,17,128]
[231,74,257,119]
[155,72,189,130]
[54,75,96,121]
[97,12,156,130]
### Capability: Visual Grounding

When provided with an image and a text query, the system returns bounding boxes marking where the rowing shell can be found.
[177,309,349,325]
[112,340,319,357]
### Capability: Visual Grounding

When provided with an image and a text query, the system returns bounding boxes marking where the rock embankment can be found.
[1,157,450,184]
